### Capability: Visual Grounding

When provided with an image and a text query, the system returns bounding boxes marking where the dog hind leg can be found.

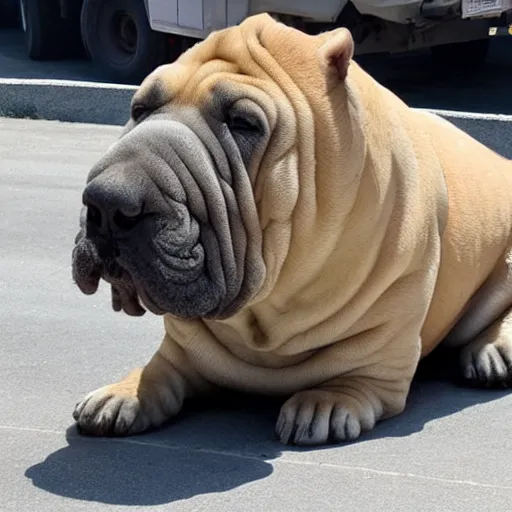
[460,309,512,388]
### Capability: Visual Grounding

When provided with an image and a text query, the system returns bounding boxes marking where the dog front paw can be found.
[275,389,367,445]
[73,367,183,437]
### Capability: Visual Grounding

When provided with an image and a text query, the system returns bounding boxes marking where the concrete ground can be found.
[2,117,512,512]
[1,18,512,512]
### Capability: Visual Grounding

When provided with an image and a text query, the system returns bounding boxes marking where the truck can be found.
[15,0,512,85]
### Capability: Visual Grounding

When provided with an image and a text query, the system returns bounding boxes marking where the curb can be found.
[0,78,511,159]
[426,109,512,159]
[0,78,136,126]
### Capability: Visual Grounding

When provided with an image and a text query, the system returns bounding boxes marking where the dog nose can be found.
[82,175,145,235]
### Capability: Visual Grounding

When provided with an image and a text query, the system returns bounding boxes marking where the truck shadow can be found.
[25,347,509,506]
[357,38,512,115]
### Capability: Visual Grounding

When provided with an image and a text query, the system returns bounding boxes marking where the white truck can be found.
[17,0,512,84]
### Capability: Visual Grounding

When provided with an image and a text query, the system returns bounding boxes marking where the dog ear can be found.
[318,28,355,80]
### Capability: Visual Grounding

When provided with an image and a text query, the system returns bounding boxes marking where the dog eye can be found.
[226,114,260,133]
[131,104,148,122]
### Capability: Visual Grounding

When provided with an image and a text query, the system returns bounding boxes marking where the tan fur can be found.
[74,14,512,444]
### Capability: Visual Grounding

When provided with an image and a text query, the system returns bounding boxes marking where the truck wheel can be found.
[20,0,84,60]
[430,38,490,70]
[80,0,169,85]
[0,0,20,28]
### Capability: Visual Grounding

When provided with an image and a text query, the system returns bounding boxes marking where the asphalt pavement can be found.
[2,118,512,511]
[357,37,512,115]
[1,27,511,115]
[0,29,103,82]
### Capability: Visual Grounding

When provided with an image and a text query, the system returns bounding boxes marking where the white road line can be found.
[0,78,137,90]
[417,107,512,121]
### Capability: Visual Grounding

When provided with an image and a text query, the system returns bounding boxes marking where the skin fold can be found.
[71,14,512,445]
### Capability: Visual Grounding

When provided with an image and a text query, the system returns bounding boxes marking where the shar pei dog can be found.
[71,13,512,445]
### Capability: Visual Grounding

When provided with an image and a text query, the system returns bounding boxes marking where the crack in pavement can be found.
[2,424,512,491]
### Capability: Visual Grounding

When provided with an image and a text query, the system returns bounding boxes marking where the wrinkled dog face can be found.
[72,75,273,320]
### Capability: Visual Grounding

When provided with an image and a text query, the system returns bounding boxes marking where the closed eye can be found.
[131,104,148,122]
[226,114,261,133]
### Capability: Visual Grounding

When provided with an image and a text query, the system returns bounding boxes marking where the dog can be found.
[71,13,512,445]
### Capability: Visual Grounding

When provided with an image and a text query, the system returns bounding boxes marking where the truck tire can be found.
[430,38,490,70]
[0,0,20,28]
[80,0,169,85]
[20,0,84,60]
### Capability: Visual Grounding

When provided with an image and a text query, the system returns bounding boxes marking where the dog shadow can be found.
[24,395,281,507]
[25,347,510,506]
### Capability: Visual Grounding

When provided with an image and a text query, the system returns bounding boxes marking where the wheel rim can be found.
[112,11,138,55]
[92,3,140,67]
[97,8,139,66]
